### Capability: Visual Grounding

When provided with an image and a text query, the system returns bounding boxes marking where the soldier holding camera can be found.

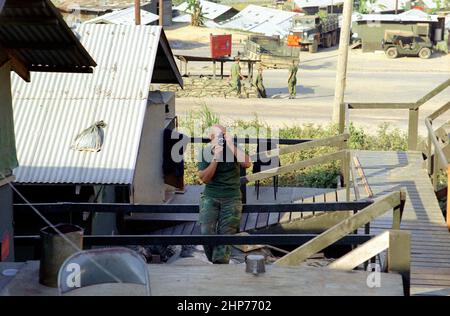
[197,125,252,264]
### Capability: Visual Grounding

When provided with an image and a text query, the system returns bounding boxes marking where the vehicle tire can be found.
[331,31,337,46]
[385,47,398,59]
[309,41,318,53]
[419,47,432,59]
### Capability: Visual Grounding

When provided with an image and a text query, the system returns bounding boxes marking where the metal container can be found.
[39,223,83,287]
[245,255,265,275]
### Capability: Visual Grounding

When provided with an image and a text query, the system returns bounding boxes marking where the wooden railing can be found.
[340,78,450,151]
[425,101,450,229]
[240,133,352,201]
[274,190,409,294]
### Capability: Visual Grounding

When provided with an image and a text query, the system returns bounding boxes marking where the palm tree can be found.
[187,0,204,27]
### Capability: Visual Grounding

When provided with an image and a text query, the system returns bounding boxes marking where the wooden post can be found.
[332,0,353,124]
[447,165,450,230]
[433,154,439,191]
[221,61,224,79]
[427,130,433,176]
[395,0,399,14]
[275,192,400,266]
[134,0,141,25]
[388,230,411,296]
[159,0,164,26]
[345,150,351,201]
[213,60,216,79]
[408,108,419,151]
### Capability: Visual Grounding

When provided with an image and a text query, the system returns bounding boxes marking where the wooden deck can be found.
[354,150,450,296]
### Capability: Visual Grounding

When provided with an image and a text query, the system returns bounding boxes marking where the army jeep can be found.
[382,30,433,59]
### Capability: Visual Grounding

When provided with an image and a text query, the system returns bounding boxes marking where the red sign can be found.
[287,35,300,47]
[1,232,10,261]
[210,34,232,58]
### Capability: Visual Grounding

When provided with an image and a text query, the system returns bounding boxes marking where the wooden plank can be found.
[243,150,346,184]
[329,231,390,270]
[348,103,415,110]
[251,134,349,161]
[275,192,401,266]
[408,108,419,151]
[388,230,411,295]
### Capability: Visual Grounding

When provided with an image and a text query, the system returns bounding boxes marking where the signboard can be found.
[210,34,232,58]
[287,35,300,47]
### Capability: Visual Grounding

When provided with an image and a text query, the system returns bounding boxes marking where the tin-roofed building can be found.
[0,0,96,262]
[11,23,182,240]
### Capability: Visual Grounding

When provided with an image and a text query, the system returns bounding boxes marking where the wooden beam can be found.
[8,51,30,82]
[347,102,415,110]
[350,153,361,201]
[0,17,59,25]
[428,101,450,121]
[447,165,450,230]
[353,155,373,198]
[328,231,390,270]
[250,133,349,161]
[408,108,419,151]
[388,230,411,296]
[415,77,450,107]
[242,150,346,184]
[274,191,401,266]
[2,41,74,50]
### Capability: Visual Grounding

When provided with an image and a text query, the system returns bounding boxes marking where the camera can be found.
[217,132,225,147]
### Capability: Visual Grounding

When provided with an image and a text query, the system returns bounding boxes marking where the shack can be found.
[0,0,96,262]
[352,9,445,52]
[173,0,238,25]
[11,24,182,243]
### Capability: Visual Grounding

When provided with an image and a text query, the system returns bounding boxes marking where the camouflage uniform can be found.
[199,194,242,263]
[226,62,242,97]
[198,145,243,264]
[288,64,298,98]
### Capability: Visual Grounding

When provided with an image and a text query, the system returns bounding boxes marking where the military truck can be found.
[289,13,340,53]
[382,30,433,59]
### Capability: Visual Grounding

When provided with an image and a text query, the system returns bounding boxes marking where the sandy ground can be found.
[164,24,450,136]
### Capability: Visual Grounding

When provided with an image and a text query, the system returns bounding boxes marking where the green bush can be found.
[178,106,409,189]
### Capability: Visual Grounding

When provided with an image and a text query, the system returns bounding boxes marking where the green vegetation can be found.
[187,0,205,26]
[178,106,408,189]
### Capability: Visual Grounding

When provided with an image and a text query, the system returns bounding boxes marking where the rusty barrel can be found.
[39,223,83,287]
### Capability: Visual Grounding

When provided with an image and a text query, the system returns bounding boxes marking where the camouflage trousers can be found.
[288,80,296,97]
[226,79,242,96]
[199,194,242,264]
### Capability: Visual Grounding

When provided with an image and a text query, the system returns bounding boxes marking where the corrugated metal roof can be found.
[353,10,439,22]
[175,0,233,20]
[218,5,299,37]
[294,0,344,8]
[84,6,159,25]
[12,24,168,185]
[0,0,96,77]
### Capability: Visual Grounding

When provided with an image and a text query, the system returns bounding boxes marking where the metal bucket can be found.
[39,223,83,287]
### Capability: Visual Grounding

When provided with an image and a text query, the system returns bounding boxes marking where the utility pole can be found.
[395,0,399,14]
[134,0,141,25]
[159,0,164,26]
[332,0,353,131]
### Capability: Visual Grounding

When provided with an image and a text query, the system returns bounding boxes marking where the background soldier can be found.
[288,59,299,99]
[254,66,267,98]
[225,56,244,98]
